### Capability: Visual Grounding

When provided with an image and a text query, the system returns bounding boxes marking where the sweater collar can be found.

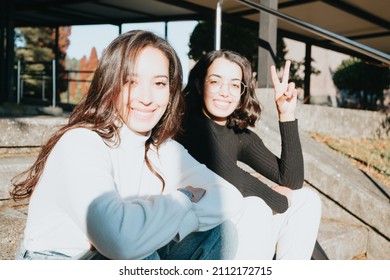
[200,113,231,135]
[119,124,151,150]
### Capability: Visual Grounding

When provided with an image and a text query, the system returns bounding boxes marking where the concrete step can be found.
[249,111,390,258]
[0,204,28,260]
[1,113,386,259]
[317,219,368,260]
[0,116,67,148]
[0,156,37,199]
[256,89,390,244]
[0,197,369,260]
[235,165,369,260]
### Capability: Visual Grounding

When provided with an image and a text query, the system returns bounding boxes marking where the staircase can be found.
[0,115,68,260]
[1,100,389,260]
[253,89,390,260]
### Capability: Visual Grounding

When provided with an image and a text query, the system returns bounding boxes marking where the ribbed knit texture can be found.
[177,114,304,213]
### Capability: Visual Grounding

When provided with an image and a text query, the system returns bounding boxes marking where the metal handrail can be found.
[237,0,390,65]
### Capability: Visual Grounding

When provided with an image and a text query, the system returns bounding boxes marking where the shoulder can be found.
[184,113,212,132]
[60,128,102,145]
[157,138,187,155]
[154,138,200,166]
[177,114,211,145]
[234,127,256,137]
[55,128,108,155]
[236,127,262,144]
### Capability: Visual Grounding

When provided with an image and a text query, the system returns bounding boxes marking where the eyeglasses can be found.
[205,76,246,97]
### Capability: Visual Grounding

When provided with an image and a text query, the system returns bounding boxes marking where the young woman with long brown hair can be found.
[11,31,243,260]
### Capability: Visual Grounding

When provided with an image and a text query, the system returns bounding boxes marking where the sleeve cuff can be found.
[174,209,199,242]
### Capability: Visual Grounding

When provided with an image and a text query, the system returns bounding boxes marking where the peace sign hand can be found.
[270,60,298,122]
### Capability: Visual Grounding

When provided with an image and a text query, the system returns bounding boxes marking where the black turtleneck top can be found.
[176,114,304,213]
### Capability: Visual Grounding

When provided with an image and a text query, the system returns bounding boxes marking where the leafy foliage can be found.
[14,27,71,98]
[189,20,258,69]
[188,20,319,90]
[333,58,390,110]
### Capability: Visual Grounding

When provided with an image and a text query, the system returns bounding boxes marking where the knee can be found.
[292,188,322,216]
[244,196,273,216]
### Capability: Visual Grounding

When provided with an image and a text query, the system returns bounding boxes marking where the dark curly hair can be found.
[183,49,261,130]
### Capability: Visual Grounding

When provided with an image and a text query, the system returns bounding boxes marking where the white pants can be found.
[232,187,322,260]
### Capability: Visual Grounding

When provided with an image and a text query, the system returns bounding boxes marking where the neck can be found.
[201,107,227,126]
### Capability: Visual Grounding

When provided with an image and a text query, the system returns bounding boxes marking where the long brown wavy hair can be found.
[183,49,261,130]
[11,30,184,200]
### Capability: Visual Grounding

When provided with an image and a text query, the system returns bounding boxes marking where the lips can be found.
[131,107,156,120]
[213,99,231,109]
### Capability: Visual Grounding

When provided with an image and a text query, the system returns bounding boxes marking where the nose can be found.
[218,83,230,97]
[134,82,153,105]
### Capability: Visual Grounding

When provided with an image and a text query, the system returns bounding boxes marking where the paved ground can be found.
[0,198,28,259]
[1,100,388,260]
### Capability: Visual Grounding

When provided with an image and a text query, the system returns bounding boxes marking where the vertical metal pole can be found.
[215,0,223,50]
[5,3,15,102]
[0,0,6,104]
[52,59,56,107]
[17,60,20,104]
[258,0,278,88]
[67,71,70,104]
[42,72,45,100]
[164,21,168,40]
[304,43,312,104]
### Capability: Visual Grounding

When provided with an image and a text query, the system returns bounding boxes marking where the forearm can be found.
[160,140,244,233]
[279,120,304,189]
[176,165,244,231]
[222,166,290,213]
[192,178,244,231]
[86,191,194,260]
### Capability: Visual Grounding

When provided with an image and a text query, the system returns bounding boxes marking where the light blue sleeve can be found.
[54,129,196,259]
[157,139,245,234]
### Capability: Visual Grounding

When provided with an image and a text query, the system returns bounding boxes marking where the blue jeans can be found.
[16,221,237,260]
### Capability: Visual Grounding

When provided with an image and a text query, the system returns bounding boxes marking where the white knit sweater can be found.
[23,126,243,259]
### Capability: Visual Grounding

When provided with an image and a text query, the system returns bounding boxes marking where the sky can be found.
[66,21,198,83]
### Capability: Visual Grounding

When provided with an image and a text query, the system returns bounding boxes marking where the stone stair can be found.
[0,156,36,199]
[254,89,390,260]
[0,115,67,260]
[1,101,389,259]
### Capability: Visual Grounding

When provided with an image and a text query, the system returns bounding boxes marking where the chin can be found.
[212,109,234,119]
[128,122,155,135]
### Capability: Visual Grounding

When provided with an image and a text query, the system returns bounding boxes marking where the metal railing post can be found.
[215,0,224,50]
[17,60,21,104]
[52,59,56,107]
[42,72,46,101]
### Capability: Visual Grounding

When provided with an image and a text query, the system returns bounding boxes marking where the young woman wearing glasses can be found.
[177,49,322,259]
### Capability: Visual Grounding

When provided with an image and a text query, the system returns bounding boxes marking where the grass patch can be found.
[308,133,390,189]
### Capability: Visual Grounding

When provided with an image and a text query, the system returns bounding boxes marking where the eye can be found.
[129,77,138,87]
[154,78,168,88]
[156,81,167,86]
[208,78,221,85]
[231,81,241,88]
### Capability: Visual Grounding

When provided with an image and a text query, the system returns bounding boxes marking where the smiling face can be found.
[118,46,170,135]
[202,57,243,125]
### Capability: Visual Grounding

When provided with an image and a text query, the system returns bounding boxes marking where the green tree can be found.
[14,27,70,101]
[189,20,258,70]
[188,20,319,91]
[333,58,389,110]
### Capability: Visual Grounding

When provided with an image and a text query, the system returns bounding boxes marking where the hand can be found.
[271,185,292,208]
[180,186,206,203]
[270,60,298,122]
